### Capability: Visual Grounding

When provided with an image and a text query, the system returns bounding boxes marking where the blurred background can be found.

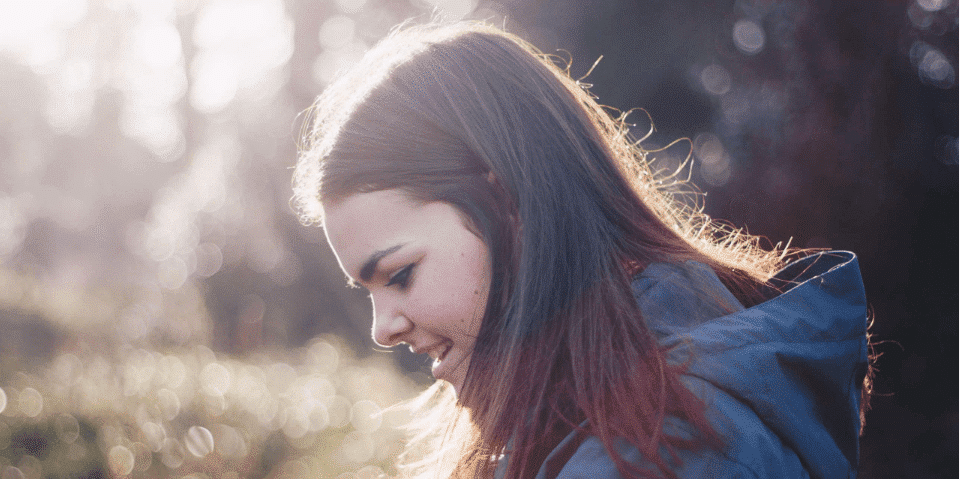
[0,0,955,478]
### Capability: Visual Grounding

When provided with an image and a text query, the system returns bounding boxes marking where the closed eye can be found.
[385,263,416,290]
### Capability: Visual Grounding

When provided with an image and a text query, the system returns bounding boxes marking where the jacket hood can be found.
[633,251,869,478]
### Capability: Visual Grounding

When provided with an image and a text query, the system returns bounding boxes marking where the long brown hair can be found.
[293,22,788,478]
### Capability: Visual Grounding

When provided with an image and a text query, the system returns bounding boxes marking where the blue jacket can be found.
[511,251,869,478]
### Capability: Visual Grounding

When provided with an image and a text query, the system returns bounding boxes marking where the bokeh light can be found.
[160,437,186,469]
[700,64,731,96]
[916,0,949,11]
[693,133,733,187]
[108,445,135,476]
[910,41,956,88]
[733,19,765,55]
[2,466,25,479]
[16,388,43,418]
[184,425,215,458]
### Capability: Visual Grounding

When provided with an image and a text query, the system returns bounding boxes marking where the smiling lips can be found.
[415,342,453,376]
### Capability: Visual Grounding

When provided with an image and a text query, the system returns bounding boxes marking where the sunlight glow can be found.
[0,1,86,63]
[134,20,183,69]
[190,0,294,112]
[336,0,368,14]
[319,15,357,50]
[421,0,478,20]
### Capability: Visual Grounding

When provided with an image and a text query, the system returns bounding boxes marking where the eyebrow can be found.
[358,244,404,283]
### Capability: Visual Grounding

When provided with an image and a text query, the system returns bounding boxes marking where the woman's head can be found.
[294,20,684,348]
[293,21,784,478]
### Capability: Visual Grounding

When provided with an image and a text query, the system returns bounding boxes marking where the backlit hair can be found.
[293,22,788,478]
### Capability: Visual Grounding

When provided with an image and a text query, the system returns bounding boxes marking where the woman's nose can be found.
[372,302,414,347]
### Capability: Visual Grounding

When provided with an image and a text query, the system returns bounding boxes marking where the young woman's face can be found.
[322,189,490,395]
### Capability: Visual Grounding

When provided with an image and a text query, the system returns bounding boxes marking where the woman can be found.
[292,22,870,478]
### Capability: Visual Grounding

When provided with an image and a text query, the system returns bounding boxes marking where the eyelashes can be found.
[385,263,416,290]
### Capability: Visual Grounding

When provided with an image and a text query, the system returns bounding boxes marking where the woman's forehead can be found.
[322,189,451,279]
[323,190,412,256]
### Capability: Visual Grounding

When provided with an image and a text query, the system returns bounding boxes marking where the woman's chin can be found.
[433,355,469,396]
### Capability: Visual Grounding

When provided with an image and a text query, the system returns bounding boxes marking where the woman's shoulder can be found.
[666,250,867,478]
[535,251,868,479]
